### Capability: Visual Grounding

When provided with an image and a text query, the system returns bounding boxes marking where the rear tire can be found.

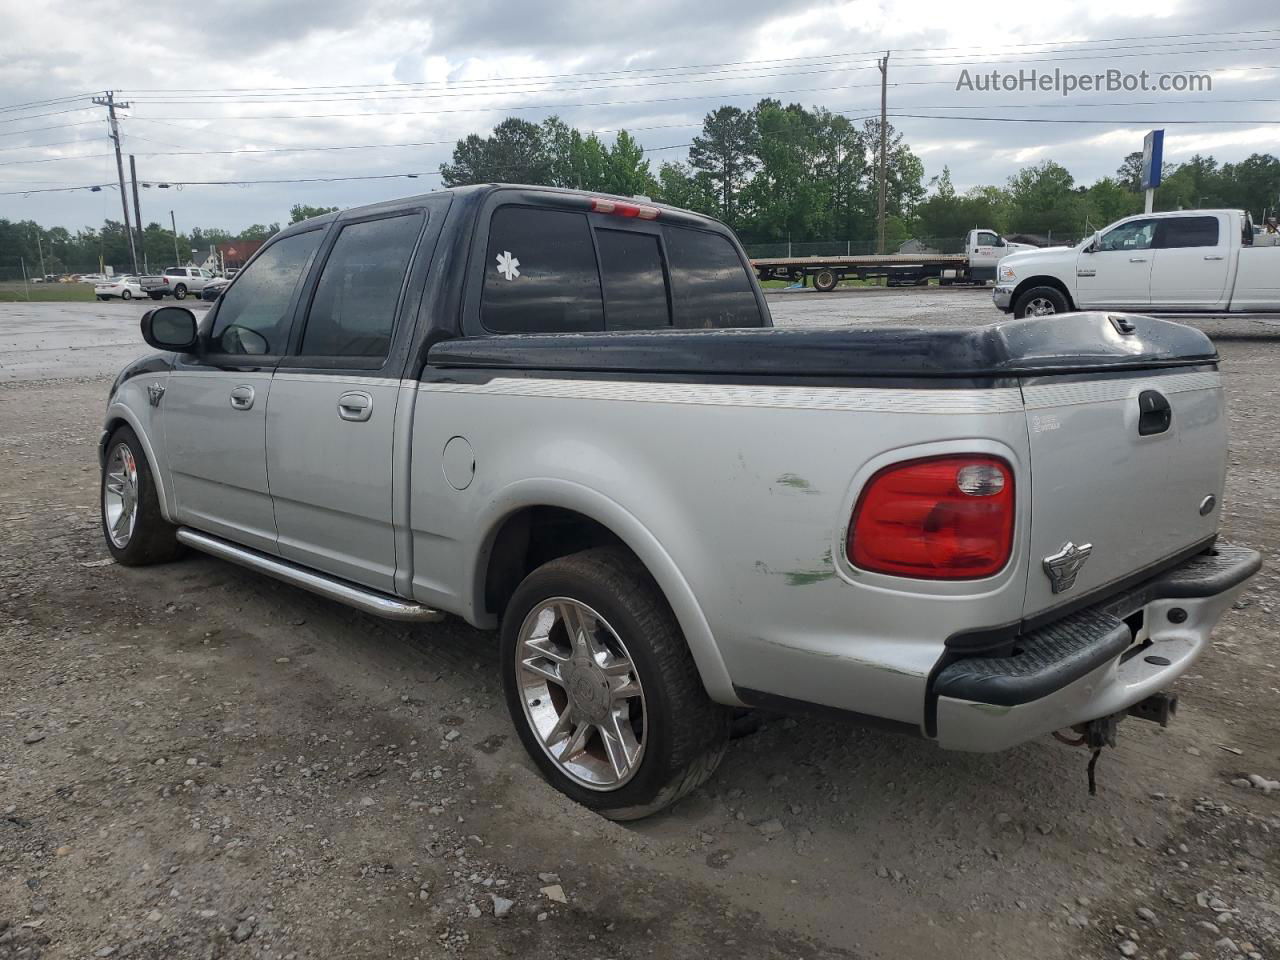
[813,269,838,292]
[172,284,187,300]
[1013,285,1069,318]
[100,425,184,566]
[501,546,731,820]
[149,292,164,300]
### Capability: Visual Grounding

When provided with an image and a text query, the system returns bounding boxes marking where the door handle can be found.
[229,385,255,411]
[1138,389,1172,436]
[1129,257,1148,263]
[337,391,373,422]
[1204,255,1225,261]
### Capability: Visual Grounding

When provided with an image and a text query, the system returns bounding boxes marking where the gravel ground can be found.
[1,293,1277,960]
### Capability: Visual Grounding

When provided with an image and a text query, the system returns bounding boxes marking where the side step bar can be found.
[176,528,444,623]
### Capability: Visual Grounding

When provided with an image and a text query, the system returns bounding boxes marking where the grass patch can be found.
[0,281,97,302]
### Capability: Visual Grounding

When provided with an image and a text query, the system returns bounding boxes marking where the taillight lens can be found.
[848,455,1015,580]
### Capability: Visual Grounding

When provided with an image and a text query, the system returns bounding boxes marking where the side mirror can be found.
[141,306,199,352]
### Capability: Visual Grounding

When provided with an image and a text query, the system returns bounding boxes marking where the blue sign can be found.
[1141,129,1164,190]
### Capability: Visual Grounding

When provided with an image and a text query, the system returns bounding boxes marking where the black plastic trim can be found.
[734,687,923,738]
[428,311,1217,381]
[934,542,1260,708]
[935,610,1133,707]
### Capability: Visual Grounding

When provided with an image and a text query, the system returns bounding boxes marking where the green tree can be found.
[1005,160,1085,237]
[440,117,551,186]
[653,162,718,216]
[689,106,758,226]
[238,224,280,245]
[603,130,655,197]
[290,204,339,224]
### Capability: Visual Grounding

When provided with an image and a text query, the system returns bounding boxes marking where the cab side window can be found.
[299,213,424,359]
[663,225,763,328]
[210,231,323,355]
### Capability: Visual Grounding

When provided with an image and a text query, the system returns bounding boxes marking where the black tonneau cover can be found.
[427,312,1216,380]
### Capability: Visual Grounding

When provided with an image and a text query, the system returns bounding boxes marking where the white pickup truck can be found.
[994,209,1280,318]
[100,185,1259,819]
[139,266,218,301]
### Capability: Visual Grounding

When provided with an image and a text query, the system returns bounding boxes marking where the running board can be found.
[176,528,444,623]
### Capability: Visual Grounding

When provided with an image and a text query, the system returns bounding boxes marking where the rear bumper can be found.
[992,285,1014,311]
[932,543,1260,751]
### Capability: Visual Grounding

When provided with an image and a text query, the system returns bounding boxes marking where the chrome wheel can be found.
[1026,296,1057,316]
[516,598,646,791]
[103,442,139,548]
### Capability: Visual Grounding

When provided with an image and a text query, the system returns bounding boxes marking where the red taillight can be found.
[848,455,1015,580]
[589,197,660,220]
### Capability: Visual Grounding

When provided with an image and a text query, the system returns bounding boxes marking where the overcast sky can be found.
[1,0,1277,233]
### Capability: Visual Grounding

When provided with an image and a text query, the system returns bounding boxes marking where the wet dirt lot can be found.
[1,292,1277,960]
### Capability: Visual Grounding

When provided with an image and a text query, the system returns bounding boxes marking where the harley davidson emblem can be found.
[1043,541,1092,594]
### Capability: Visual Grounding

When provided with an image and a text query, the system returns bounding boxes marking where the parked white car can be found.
[993,210,1280,317]
[94,276,145,300]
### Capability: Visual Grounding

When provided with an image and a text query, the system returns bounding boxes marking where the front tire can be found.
[121,289,132,300]
[1013,285,1070,318]
[172,284,187,300]
[501,547,731,820]
[101,425,184,566]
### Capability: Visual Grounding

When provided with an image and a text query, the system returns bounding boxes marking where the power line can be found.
[0,92,98,115]
[117,44,1280,110]
[0,120,102,139]
[106,27,1280,97]
[0,106,94,126]
[0,170,441,196]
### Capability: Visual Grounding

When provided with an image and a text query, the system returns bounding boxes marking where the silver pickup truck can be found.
[100,185,1259,819]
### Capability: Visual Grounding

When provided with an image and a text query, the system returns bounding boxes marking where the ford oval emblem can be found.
[1199,495,1216,517]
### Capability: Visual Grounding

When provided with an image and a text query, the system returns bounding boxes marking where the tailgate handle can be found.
[1138,390,1172,436]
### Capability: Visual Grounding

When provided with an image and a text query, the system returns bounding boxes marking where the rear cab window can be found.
[477,199,763,334]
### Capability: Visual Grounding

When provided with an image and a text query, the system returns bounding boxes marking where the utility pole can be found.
[877,51,890,256]
[170,210,181,267]
[92,91,139,276]
[129,155,146,273]
[34,233,46,279]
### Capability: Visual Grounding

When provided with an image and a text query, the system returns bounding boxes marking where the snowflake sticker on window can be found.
[495,250,520,281]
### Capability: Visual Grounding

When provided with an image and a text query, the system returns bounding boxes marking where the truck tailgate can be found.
[1020,368,1226,617]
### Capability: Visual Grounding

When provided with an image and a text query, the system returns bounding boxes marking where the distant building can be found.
[216,239,265,271]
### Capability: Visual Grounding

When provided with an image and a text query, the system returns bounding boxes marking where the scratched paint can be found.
[775,473,819,494]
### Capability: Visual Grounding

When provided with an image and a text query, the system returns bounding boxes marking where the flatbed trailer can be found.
[751,253,976,291]
[751,229,1037,291]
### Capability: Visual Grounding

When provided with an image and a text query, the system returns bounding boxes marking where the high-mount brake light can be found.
[847,455,1015,580]
[589,197,660,220]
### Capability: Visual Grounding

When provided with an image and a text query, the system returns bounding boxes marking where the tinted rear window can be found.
[663,226,762,328]
[1158,216,1220,249]
[481,207,603,333]
[597,229,671,330]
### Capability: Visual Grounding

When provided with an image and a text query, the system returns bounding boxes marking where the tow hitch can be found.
[1053,692,1179,795]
